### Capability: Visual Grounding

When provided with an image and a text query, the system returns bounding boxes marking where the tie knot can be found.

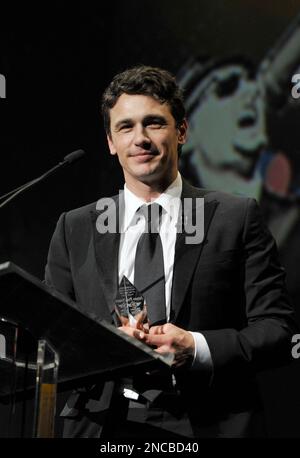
[138,203,162,232]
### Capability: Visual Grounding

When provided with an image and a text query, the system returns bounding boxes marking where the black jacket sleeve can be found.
[201,198,298,379]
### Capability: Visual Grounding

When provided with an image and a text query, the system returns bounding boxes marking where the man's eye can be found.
[149,123,161,128]
[119,125,132,131]
[147,122,165,128]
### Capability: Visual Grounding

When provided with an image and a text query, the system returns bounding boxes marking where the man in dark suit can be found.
[45,65,296,438]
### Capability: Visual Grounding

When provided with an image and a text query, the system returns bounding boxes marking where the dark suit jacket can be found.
[45,179,296,437]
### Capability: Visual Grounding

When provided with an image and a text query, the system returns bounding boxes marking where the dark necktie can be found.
[134,203,166,327]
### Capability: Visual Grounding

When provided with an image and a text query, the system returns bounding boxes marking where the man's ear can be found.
[177,119,188,145]
[107,134,117,155]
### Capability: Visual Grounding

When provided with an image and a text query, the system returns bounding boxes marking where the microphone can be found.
[0,149,86,209]
[63,149,86,164]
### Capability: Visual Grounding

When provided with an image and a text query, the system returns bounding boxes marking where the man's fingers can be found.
[149,323,174,335]
[118,326,145,340]
[149,325,165,335]
[144,334,168,347]
[154,346,172,356]
[133,329,146,340]
[118,326,134,336]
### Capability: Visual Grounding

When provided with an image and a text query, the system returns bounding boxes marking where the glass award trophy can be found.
[115,276,148,330]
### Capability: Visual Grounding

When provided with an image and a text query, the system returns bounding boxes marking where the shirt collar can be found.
[123,173,182,232]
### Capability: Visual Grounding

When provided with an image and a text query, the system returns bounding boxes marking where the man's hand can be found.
[118,324,147,341]
[146,323,195,368]
[119,323,195,368]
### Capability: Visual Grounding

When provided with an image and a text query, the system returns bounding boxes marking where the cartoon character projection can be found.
[179,14,300,237]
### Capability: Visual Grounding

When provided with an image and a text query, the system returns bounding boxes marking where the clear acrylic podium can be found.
[0,262,172,438]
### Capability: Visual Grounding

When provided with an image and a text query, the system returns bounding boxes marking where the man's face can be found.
[186,64,267,177]
[107,94,187,187]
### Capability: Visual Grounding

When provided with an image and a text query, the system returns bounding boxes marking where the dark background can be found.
[1,0,300,437]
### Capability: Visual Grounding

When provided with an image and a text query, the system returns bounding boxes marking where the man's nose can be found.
[133,125,151,148]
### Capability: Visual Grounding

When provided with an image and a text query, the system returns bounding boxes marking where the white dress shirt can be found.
[118,172,212,371]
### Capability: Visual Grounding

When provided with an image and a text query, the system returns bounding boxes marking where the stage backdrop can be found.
[1,0,300,437]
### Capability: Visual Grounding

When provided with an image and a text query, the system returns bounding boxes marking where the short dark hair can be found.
[101,65,186,136]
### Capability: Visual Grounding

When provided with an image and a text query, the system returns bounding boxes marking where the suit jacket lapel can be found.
[90,192,125,320]
[171,180,218,322]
